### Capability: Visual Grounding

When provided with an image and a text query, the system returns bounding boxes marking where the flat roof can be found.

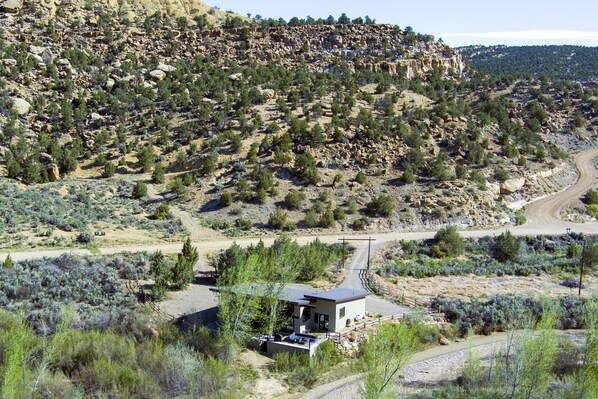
[304,288,371,303]
[211,285,370,305]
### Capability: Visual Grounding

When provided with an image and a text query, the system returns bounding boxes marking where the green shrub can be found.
[303,210,320,228]
[515,210,527,225]
[268,207,295,231]
[433,226,464,257]
[234,218,252,230]
[102,162,116,177]
[219,191,233,207]
[152,163,165,184]
[284,190,306,210]
[154,203,170,219]
[493,230,520,262]
[355,171,366,184]
[352,217,368,230]
[366,194,394,217]
[584,189,598,205]
[132,181,148,199]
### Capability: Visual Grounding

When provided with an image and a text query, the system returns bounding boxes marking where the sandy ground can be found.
[382,274,598,301]
[239,350,289,399]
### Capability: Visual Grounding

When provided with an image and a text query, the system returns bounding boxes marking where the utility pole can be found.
[579,242,586,297]
[338,237,376,270]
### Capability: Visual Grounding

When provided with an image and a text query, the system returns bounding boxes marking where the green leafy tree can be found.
[584,189,598,205]
[216,253,261,348]
[268,207,295,231]
[361,323,417,399]
[260,236,301,337]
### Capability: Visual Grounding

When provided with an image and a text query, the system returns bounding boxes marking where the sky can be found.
[209,0,598,47]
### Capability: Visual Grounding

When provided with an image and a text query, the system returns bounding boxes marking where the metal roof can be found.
[303,288,371,303]
[211,285,370,305]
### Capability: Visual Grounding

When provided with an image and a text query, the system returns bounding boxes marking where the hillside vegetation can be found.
[1,2,597,242]
[459,45,598,82]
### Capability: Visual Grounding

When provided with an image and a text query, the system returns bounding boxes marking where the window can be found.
[302,307,311,322]
[314,312,319,323]
[339,306,345,319]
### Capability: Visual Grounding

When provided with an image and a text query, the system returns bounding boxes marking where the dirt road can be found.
[2,148,597,263]
[520,148,598,232]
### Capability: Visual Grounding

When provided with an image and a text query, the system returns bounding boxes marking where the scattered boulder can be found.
[229,72,243,81]
[1,58,17,66]
[28,45,46,55]
[12,98,31,115]
[149,69,166,80]
[1,0,23,13]
[500,177,526,194]
[260,88,277,100]
[156,62,176,72]
[41,48,54,66]
[46,163,60,182]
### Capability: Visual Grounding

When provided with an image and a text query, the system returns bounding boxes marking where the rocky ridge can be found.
[0,2,596,235]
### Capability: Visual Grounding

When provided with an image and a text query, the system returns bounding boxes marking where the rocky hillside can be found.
[2,0,234,21]
[1,2,597,239]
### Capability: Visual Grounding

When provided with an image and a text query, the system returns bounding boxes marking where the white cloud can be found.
[438,30,598,41]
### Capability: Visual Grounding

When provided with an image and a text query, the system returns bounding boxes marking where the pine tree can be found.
[2,255,14,269]
[182,237,199,266]
[171,254,194,290]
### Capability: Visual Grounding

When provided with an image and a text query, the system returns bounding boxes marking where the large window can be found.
[339,306,345,319]
[302,307,311,322]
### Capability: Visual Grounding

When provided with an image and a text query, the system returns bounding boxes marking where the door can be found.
[318,314,329,331]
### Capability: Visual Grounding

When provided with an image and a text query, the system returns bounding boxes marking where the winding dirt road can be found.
[1,148,597,263]
[519,148,598,232]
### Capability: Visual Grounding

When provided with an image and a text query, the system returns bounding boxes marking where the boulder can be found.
[149,69,166,80]
[12,98,31,115]
[1,0,22,12]
[500,177,526,194]
[228,72,243,81]
[46,163,60,182]
[156,62,176,72]
[28,45,46,55]
[260,88,277,100]
[41,48,54,66]
[1,59,17,66]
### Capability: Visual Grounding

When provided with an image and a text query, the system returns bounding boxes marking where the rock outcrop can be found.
[500,178,526,195]
[12,98,31,116]
[1,0,22,13]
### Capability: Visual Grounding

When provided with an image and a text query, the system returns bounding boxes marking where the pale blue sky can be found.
[210,0,598,46]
